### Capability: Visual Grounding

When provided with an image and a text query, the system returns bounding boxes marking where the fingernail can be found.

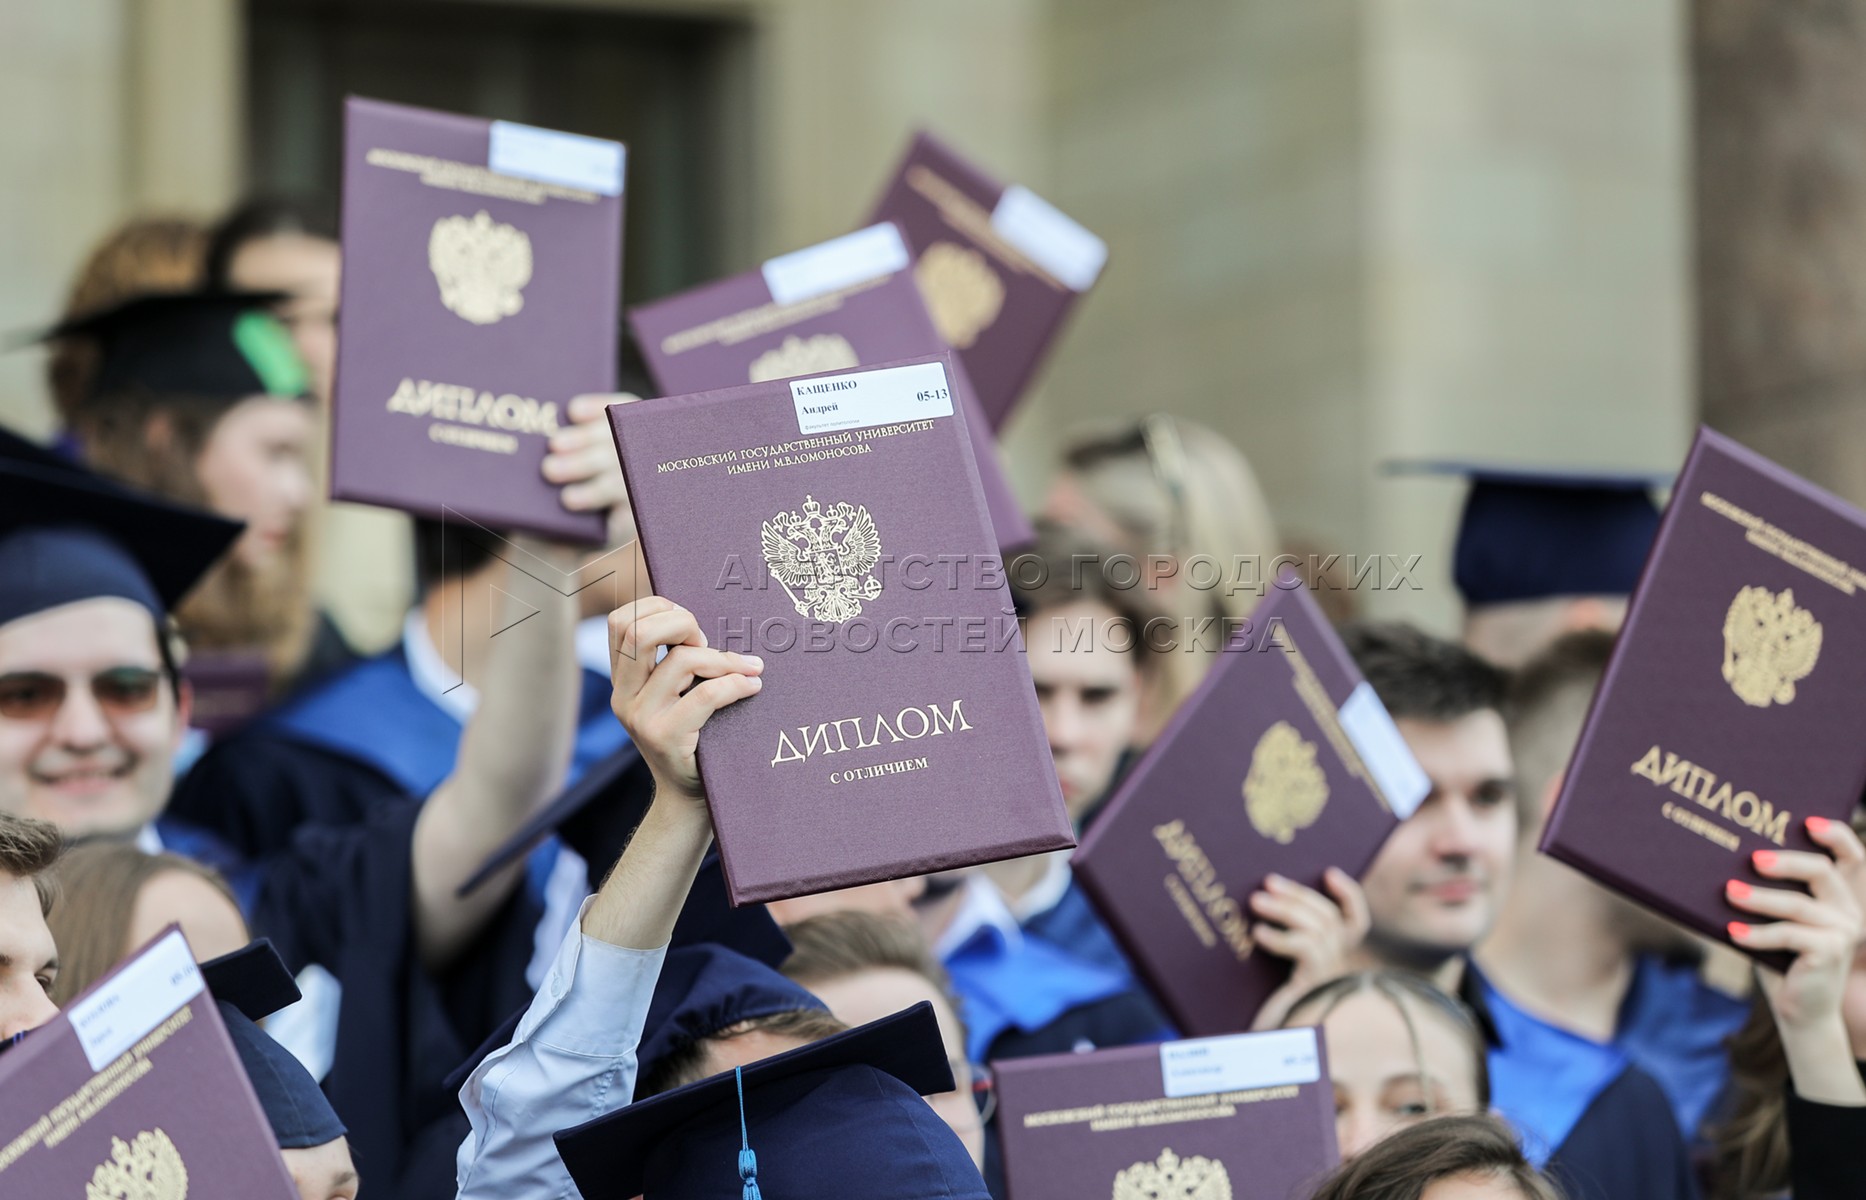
[1726,880,1751,901]
[1753,850,1778,871]
[745,654,765,670]
[1728,921,1750,940]
[1265,873,1288,887]
[1808,816,1831,836]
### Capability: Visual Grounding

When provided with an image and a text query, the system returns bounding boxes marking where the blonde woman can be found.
[1044,415,1281,738]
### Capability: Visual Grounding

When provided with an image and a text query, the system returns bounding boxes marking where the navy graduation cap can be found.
[0,426,241,628]
[200,939,348,1151]
[1388,459,1671,608]
[38,290,311,404]
[554,1002,988,1200]
[636,944,831,1093]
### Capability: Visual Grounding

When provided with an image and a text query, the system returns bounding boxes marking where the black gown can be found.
[252,802,541,1200]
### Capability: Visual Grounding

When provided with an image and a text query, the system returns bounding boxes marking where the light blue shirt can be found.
[455,898,667,1200]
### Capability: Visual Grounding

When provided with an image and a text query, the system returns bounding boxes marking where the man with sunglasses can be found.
[0,427,606,1197]
[0,428,243,861]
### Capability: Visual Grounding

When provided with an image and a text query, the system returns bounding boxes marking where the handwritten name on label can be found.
[1160,1029,1321,1099]
[762,224,910,306]
[68,930,203,1071]
[1338,681,1431,819]
[791,361,954,435]
[489,121,625,196]
[990,185,1107,291]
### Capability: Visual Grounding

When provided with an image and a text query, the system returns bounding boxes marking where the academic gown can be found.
[1020,874,1175,1040]
[252,802,542,1200]
[169,645,627,890]
[1464,965,1699,1200]
[1614,954,1749,1141]
[1781,1067,1866,1200]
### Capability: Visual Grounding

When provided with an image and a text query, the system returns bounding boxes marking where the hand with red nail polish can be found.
[1737,813,1866,1108]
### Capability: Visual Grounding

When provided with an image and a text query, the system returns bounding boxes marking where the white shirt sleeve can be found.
[455,897,666,1200]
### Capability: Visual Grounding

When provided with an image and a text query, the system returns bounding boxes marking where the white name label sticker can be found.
[68,930,203,1071]
[791,361,954,435]
[1338,681,1432,819]
[1160,1029,1322,1099]
[489,121,626,196]
[762,224,911,306]
[990,184,1108,291]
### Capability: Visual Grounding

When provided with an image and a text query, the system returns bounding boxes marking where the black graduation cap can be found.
[442,853,794,1096]
[0,426,242,627]
[39,290,311,404]
[554,1002,986,1200]
[199,940,348,1151]
[1387,459,1671,608]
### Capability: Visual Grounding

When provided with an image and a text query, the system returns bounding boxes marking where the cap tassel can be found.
[735,1066,762,1200]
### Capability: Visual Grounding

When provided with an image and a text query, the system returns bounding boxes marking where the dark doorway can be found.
[244,0,750,305]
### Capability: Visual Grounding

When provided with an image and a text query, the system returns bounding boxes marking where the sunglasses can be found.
[0,668,166,721]
[1065,414,1193,560]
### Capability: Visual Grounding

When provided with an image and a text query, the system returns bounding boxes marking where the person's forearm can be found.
[415,559,582,966]
[1779,1016,1866,1107]
[581,791,714,951]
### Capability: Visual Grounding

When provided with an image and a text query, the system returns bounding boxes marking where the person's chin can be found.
[1415,908,1492,955]
[34,784,146,839]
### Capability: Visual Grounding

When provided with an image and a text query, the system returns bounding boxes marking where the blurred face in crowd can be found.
[0,871,59,1038]
[192,397,315,570]
[1297,989,1483,1159]
[282,1136,360,1200]
[0,600,185,837]
[127,868,250,964]
[805,966,986,1169]
[1024,599,1144,821]
[1359,713,1516,969]
[227,233,341,403]
[768,877,927,927]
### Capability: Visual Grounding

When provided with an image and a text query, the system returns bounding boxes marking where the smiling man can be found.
[0,428,241,863]
[1340,622,1517,994]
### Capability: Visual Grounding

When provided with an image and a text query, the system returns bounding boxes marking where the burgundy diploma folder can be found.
[868,131,1106,431]
[1540,427,1866,964]
[0,928,297,1198]
[995,1028,1339,1200]
[179,649,271,738]
[629,223,1032,549]
[332,96,624,542]
[607,353,1072,904]
[1073,584,1430,1035]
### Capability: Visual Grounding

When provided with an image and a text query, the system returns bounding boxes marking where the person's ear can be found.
[1539,769,1565,825]
[143,410,177,457]
[1560,596,1613,634]
[170,677,193,750]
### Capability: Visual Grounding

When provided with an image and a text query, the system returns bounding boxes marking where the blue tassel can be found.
[736,1066,762,1200]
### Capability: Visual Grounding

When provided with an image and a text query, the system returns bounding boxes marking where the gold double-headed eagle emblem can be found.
[86,1128,187,1200]
[428,210,533,326]
[1243,721,1330,844]
[748,334,860,383]
[760,496,884,623]
[1721,584,1822,708]
[1114,1147,1233,1200]
[915,241,1004,349]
